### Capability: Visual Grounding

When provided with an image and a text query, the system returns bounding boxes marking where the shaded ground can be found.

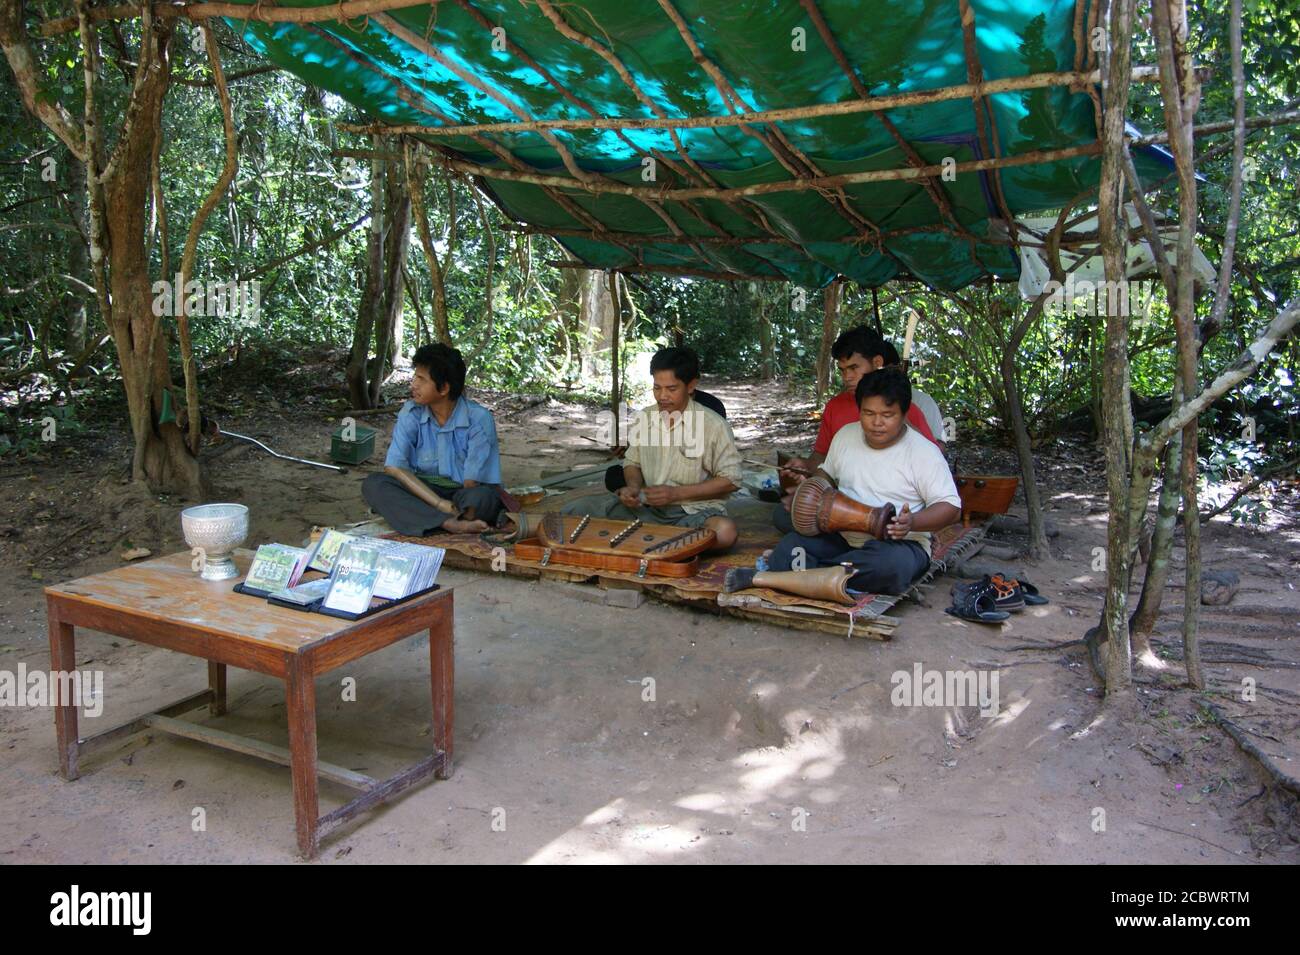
[1,356,1297,863]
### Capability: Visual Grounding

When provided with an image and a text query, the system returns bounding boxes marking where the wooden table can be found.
[44,549,454,858]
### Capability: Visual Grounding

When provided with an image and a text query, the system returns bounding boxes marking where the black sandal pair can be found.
[945,573,1049,624]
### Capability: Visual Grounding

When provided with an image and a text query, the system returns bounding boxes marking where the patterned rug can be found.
[379,486,988,625]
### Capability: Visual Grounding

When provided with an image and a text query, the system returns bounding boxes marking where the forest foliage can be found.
[0,0,1296,521]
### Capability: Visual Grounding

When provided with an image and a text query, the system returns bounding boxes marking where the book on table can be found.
[322,540,382,614]
[268,577,332,606]
[242,532,447,613]
[242,544,311,596]
[307,528,355,574]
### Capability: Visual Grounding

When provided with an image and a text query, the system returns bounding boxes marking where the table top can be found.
[45,549,451,655]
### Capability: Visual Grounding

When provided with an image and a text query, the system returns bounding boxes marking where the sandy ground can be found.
[1,369,1296,864]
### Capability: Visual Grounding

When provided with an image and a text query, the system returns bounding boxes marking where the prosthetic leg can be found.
[723,563,857,605]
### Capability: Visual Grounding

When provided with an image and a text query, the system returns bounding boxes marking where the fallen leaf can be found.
[121,547,152,561]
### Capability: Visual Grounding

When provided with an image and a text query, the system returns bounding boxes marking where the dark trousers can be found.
[771,501,796,535]
[362,473,502,536]
[769,530,929,595]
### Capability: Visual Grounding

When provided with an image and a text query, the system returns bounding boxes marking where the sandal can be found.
[952,574,1025,613]
[945,587,1011,624]
[1014,578,1050,605]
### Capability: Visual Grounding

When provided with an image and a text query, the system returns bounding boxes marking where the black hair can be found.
[879,339,902,366]
[412,343,466,401]
[855,366,912,414]
[649,346,700,385]
[831,324,885,363]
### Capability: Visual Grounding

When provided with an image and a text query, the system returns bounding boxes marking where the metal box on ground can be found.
[330,425,376,465]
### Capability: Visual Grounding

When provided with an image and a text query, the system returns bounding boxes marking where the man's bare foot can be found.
[444,518,489,534]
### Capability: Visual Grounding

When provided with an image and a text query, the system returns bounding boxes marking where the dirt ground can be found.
[1,356,1297,863]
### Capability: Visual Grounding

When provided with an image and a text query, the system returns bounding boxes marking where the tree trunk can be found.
[758,286,774,379]
[3,2,204,495]
[347,137,385,409]
[371,159,410,406]
[1153,0,1205,688]
[1000,299,1051,560]
[63,155,89,357]
[407,146,453,345]
[1097,0,1139,694]
[998,345,1050,556]
[815,280,839,402]
[577,268,613,380]
[1130,386,1184,649]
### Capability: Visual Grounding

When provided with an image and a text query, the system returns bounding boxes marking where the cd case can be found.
[233,580,441,620]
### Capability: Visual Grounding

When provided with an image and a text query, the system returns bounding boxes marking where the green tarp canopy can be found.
[232,0,1171,290]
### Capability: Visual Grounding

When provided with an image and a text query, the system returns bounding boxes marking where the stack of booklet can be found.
[264,532,445,615]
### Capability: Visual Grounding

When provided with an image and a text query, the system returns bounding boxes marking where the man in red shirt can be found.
[774,325,939,533]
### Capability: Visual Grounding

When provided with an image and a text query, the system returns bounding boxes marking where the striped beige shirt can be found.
[623,399,742,514]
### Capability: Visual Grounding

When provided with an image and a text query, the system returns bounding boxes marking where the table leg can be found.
[430,618,454,779]
[208,661,227,716]
[285,656,319,858]
[47,601,79,781]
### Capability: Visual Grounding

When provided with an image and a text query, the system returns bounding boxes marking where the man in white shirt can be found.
[768,367,962,595]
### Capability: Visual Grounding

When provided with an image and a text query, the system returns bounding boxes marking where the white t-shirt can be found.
[912,390,946,443]
[821,423,961,554]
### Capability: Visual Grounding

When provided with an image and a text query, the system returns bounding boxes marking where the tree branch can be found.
[1145,298,1300,448]
[0,0,87,161]
[40,0,439,36]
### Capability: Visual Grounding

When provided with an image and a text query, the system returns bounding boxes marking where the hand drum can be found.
[789,475,896,541]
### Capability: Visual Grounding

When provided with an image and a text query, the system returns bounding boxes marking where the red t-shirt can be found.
[812,390,938,456]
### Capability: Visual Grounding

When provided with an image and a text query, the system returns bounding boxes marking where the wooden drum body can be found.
[790,475,896,541]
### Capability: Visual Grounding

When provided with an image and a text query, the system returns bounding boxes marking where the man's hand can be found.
[885,503,913,539]
[642,485,679,507]
[617,485,642,509]
[779,456,811,484]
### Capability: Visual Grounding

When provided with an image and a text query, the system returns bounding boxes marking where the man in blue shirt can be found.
[362,343,503,535]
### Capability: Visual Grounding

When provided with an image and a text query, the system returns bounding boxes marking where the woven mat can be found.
[377,487,987,622]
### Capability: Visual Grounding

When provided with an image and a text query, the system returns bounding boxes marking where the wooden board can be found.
[438,544,894,639]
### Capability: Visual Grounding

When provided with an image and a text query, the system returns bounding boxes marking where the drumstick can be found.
[743,457,815,477]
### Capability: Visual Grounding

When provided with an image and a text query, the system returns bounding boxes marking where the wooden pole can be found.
[607,271,620,449]
[815,280,841,402]
[428,144,1102,203]
[342,67,1166,137]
